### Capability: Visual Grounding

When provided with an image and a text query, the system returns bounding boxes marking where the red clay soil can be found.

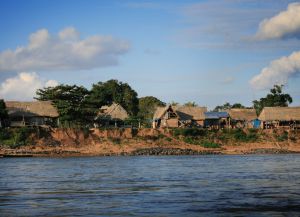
[1,128,300,157]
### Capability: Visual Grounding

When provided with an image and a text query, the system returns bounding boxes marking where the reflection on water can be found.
[1,155,300,216]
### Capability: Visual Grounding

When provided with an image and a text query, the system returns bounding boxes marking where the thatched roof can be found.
[97,102,128,120]
[153,105,207,120]
[153,106,170,120]
[174,106,207,120]
[5,101,59,117]
[228,108,257,121]
[259,107,300,121]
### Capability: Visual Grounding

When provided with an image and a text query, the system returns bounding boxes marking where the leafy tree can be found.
[231,103,245,109]
[183,101,198,107]
[213,102,245,111]
[170,101,179,106]
[138,96,165,120]
[0,99,8,127]
[253,85,292,114]
[88,80,139,116]
[35,85,94,126]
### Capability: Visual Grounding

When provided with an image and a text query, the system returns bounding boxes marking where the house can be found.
[259,107,300,129]
[5,101,59,127]
[152,105,207,128]
[228,108,257,128]
[95,102,129,126]
[204,112,229,129]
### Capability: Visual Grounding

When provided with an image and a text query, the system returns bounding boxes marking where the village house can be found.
[228,108,258,128]
[152,105,207,129]
[95,102,129,127]
[259,107,300,129]
[204,111,229,129]
[5,101,59,127]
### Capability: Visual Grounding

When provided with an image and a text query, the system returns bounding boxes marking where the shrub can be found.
[201,141,221,148]
[172,128,207,137]
[109,137,121,144]
[183,137,221,148]
[276,131,288,142]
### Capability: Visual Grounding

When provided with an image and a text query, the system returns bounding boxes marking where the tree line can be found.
[0,81,293,128]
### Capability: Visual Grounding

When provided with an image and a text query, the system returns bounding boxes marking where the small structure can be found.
[5,101,59,127]
[228,108,257,128]
[95,102,129,127]
[259,107,300,129]
[152,105,207,128]
[204,112,229,129]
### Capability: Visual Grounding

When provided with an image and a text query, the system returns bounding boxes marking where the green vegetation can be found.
[36,84,94,126]
[172,128,207,137]
[183,101,198,107]
[253,84,293,114]
[138,96,165,120]
[88,79,139,116]
[173,128,260,147]
[275,131,288,142]
[213,102,246,112]
[0,127,36,148]
[183,137,221,148]
[35,80,148,127]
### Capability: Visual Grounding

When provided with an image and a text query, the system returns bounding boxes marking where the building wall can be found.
[164,118,179,128]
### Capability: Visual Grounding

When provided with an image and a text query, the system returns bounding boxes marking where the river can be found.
[1,155,300,216]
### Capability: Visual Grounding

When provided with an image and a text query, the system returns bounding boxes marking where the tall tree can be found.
[213,102,245,112]
[253,85,292,114]
[36,85,93,125]
[0,99,8,127]
[138,96,165,120]
[183,101,198,107]
[88,80,139,116]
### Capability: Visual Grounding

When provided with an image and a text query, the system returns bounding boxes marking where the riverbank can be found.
[1,128,300,157]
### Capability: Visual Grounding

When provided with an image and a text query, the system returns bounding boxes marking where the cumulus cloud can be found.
[255,2,300,40]
[0,72,58,100]
[0,27,130,72]
[250,51,300,90]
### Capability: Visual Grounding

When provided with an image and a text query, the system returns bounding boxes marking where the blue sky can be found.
[0,0,300,109]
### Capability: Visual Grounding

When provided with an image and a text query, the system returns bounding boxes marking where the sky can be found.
[0,0,300,110]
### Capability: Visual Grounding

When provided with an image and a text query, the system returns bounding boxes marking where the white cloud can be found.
[0,72,58,100]
[0,27,130,72]
[250,51,300,90]
[255,2,300,40]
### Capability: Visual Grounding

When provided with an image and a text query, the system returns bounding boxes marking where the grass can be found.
[172,128,207,137]
[183,137,221,148]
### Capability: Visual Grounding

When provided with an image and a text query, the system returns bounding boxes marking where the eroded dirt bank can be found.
[1,128,300,157]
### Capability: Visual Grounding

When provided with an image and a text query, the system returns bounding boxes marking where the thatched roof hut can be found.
[97,102,128,120]
[174,106,207,121]
[153,105,207,121]
[228,108,257,121]
[259,107,300,121]
[5,101,59,117]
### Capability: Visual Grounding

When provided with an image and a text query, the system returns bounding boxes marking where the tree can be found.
[88,80,139,116]
[36,85,94,126]
[253,85,292,114]
[170,101,179,106]
[213,102,245,112]
[183,101,198,107]
[138,96,166,120]
[0,99,8,127]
